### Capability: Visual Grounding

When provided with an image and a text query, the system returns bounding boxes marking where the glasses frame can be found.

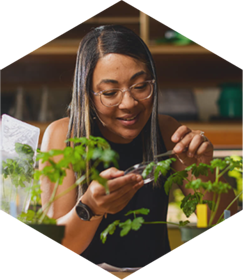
[92,79,155,107]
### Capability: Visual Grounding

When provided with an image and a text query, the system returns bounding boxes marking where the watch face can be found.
[76,205,90,221]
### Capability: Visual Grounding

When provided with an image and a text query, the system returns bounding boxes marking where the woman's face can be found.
[92,53,154,144]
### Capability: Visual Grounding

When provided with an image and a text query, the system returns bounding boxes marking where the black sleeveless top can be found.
[81,125,171,267]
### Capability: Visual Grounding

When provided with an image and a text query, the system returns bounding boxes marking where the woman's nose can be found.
[118,91,137,109]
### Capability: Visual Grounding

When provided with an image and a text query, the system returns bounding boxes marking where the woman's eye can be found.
[134,83,147,90]
[103,90,118,97]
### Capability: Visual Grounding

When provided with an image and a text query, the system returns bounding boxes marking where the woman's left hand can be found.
[171,125,214,166]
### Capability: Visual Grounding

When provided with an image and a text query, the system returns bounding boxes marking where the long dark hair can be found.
[67,25,161,197]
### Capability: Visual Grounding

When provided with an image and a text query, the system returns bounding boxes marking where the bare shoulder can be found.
[41,117,70,151]
[158,114,181,150]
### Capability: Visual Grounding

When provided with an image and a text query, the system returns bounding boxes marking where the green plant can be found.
[228,155,243,202]
[100,156,243,243]
[1,143,35,188]
[3,136,118,224]
[1,143,35,213]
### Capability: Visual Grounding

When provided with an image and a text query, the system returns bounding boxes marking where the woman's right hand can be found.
[81,167,144,216]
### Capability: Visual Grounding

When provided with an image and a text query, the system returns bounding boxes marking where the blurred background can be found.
[1,2,242,148]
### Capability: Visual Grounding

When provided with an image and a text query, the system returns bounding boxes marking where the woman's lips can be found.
[116,114,139,126]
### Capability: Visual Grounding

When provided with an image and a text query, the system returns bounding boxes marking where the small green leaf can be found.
[180,193,200,217]
[125,208,150,216]
[119,219,132,236]
[179,220,190,227]
[185,179,203,191]
[164,176,174,195]
[142,162,156,179]
[203,200,216,211]
[185,163,213,177]
[131,217,144,230]
[210,159,227,170]
[153,158,175,182]
[100,220,120,243]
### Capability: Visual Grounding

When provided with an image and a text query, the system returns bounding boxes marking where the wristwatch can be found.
[75,197,103,221]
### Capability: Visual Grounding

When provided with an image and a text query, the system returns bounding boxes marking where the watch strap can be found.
[78,196,103,221]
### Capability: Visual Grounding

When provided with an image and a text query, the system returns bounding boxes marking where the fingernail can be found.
[134,181,143,189]
[188,152,193,158]
[174,146,182,153]
[172,136,179,142]
[136,175,141,181]
[131,175,136,181]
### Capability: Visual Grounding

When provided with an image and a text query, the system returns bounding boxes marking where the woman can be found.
[40,25,237,267]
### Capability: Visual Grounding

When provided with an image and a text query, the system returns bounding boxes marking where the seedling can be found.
[100,156,242,243]
[17,136,119,224]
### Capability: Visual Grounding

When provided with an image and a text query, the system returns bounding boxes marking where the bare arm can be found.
[39,118,144,254]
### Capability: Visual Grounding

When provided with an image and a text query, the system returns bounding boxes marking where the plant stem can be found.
[215,167,219,183]
[218,167,232,181]
[53,175,86,201]
[38,178,60,223]
[215,189,243,225]
[170,168,190,183]
[209,193,221,226]
[201,190,208,204]
[143,221,182,227]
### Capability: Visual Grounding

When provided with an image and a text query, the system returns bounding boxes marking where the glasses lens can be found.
[131,81,152,100]
[100,81,153,107]
[101,90,122,107]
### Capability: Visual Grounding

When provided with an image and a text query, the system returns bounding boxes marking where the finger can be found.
[195,141,212,157]
[186,134,205,158]
[91,173,139,198]
[104,178,143,204]
[171,125,192,143]
[107,173,141,193]
[100,167,124,180]
[107,187,139,214]
[173,132,194,153]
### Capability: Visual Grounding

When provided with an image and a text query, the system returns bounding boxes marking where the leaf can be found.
[179,220,190,227]
[164,170,188,195]
[180,193,200,217]
[210,159,227,170]
[142,162,156,179]
[131,217,144,230]
[164,176,174,195]
[100,220,120,244]
[212,181,231,194]
[185,163,213,177]
[18,210,36,223]
[40,215,57,225]
[203,200,216,211]
[119,219,132,237]
[125,208,150,216]
[100,149,119,168]
[156,158,175,174]
[15,143,34,159]
[185,179,203,191]
[153,158,174,182]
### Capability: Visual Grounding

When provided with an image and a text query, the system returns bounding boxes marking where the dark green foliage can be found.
[100,220,120,244]
[100,154,243,243]
[1,143,35,188]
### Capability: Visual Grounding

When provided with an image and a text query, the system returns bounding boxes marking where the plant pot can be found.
[17,220,65,280]
[180,220,226,280]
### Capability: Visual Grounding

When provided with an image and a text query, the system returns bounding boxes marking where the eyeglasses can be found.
[92,79,155,107]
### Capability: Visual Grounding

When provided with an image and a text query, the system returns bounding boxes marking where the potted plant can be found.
[3,136,119,244]
[228,155,243,210]
[100,156,243,243]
